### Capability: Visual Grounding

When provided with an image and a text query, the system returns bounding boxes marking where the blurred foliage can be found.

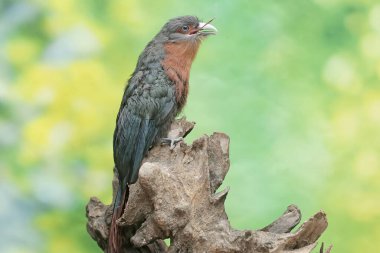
[1,0,379,252]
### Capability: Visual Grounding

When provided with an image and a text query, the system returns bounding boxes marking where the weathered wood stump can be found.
[86,119,330,253]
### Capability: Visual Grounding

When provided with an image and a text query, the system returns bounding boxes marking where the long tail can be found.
[108,183,129,253]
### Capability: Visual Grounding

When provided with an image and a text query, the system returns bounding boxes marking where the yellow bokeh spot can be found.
[41,0,82,36]
[360,33,380,60]
[17,60,120,166]
[21,116,61,163]
[45,0,75,13]
[354,150,379,179]
[348,191,380,221]
[365,93,380,125]
[49,238,80,253]
[109,0,146,32]
[6,39,39,67]
[333,110,360,142]
[16,65,61,103]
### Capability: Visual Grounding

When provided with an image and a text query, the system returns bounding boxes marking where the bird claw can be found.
[161,137,184,150]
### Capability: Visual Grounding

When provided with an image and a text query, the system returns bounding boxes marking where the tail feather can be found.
[108,184,129,253]
[129,119,157,184]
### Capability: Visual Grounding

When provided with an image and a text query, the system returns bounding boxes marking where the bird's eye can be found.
[182,25,189,32]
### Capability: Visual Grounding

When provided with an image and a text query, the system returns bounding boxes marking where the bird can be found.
[108,16,217,253]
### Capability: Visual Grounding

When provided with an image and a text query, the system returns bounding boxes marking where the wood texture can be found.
[86,118,331,253]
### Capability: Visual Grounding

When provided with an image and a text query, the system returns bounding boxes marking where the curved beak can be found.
[198,21,218,36]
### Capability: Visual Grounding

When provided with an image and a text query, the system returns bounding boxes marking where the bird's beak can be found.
[198,21,218,36]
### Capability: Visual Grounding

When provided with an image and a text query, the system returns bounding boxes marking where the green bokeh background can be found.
[1,0,380,252]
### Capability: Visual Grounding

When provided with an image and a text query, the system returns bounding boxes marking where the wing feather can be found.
[113,83,175,184]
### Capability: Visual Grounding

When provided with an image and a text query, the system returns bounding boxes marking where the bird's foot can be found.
[161,137,184,150]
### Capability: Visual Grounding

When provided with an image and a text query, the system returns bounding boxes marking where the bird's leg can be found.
[161,137,184,150]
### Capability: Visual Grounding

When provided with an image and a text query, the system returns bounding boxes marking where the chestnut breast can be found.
[162,41,200,111]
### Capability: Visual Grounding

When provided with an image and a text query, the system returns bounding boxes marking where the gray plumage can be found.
[113,15,206,185]
[113,56,177,185]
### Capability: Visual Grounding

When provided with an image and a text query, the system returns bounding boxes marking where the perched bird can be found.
[108,16,217,252]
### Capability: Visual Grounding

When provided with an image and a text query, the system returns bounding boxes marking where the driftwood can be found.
[86,119,331,253]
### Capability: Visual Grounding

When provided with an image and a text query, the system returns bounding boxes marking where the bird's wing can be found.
[113,81,175,184]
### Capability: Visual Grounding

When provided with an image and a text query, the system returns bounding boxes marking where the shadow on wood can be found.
[86,118,330,253]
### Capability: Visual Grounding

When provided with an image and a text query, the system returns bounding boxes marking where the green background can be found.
[1,0,379,252]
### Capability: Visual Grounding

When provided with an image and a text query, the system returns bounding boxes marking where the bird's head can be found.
[135,16,217,72]
[157,16,217,43]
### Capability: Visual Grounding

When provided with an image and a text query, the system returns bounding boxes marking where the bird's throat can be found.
[162,41,200,110]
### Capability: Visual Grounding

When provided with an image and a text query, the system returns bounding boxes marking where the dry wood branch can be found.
[86,118,329,253]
